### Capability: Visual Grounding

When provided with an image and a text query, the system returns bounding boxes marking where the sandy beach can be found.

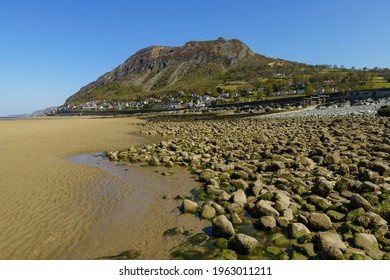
[0,117,205,259]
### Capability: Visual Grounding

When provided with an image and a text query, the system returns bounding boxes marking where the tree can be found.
[305,83,314,95]
[383,68,390,82]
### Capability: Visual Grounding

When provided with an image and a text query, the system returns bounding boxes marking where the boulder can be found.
[308,213,333,231]
[199,170,216,182]
[250,180,264,197]
[211,202,225,215]
[257,215,277,230]
[200,205,216,219]
[274,193,290,212]
[359,181,381,193]
[353,233,385,260]
[231,212,242,225]
[217,191,231,202]
[231,170,249,180]
[372,162,390,176]
[324,153,341,165]
[276,217,289,228]
[350,194,372,210]
[232,234,259,255]
[226,202,244,214]
[282,208,294,221]
[231,189,247,204]
[149,156,161,166]
[365,211,387,228]
[219,172,230,182]
[212,215,235,238]
[312,178,334,198]
[326,210,345,222]
[287,223,311,239]
[182,199,199,214]
[293,243,316,258]
[353,233,378,250]
[317,231,346,260]
[252,200,280,218]
[296,157,316,170]
[230,179,249,190]
[266,161,285,172]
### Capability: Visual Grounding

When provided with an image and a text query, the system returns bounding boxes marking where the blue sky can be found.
[1,0,390,116]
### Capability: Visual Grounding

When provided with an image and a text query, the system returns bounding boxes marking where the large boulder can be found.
[353,233,378,250]
[317,231,346,260]
[308,213,333,231]
[353,233,385,260]
[232,234,259,255]
[212,215,235,238]
[252,200,280,218]
[350,194,372,210]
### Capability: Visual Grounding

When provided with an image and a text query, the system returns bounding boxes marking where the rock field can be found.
[107,109,390,260]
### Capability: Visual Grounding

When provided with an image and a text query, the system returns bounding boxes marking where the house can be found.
[323,80,336,87]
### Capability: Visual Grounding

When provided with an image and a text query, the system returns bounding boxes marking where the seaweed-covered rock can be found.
[312,177,334,198]
[317,231,346,260]
[350,194,372,210]
[232,234,259,255]
[308,213,333,231]
[353,233,378,250]
[230,179,249,190]
[288,223,311,239]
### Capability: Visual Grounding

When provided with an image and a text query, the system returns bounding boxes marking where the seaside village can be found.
[58,80,338,113]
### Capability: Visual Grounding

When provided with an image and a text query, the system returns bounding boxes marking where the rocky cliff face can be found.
[66,38,254,103]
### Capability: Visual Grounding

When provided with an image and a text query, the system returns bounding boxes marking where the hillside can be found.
[65,38,390,106]
[66,38,255,104]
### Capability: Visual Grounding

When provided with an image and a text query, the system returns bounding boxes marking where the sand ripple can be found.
[0,117,154,259]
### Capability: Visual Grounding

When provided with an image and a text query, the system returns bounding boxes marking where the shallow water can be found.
[65,153,209,259]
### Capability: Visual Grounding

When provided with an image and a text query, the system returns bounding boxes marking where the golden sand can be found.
[0,117,206,259]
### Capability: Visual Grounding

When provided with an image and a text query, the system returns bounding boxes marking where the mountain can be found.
[65,38,389,105]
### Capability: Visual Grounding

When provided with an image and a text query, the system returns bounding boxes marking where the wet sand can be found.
[0,117,206,259]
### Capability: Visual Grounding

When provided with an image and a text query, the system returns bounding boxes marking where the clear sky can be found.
[1,0,390,116]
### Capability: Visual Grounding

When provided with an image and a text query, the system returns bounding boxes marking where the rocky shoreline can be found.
[107,107,390,260]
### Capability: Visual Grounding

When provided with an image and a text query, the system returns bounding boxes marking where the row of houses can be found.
[60,93,232,112]
[61,83,339,112]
